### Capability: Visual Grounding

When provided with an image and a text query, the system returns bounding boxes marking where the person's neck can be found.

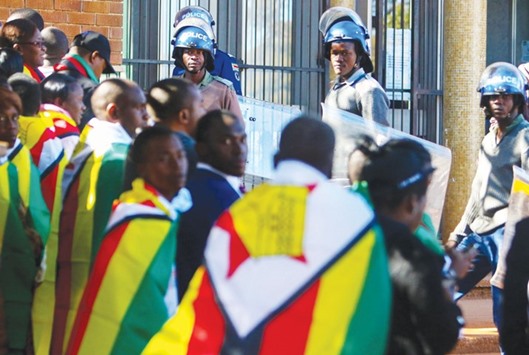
[380,209,414,233]
[184,69,206,85]
[158,120,189,135]
[338,67,359,82]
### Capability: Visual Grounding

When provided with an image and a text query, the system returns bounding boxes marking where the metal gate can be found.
[375,0,443,143]
[122,0,326,114]
[122,0,444,143]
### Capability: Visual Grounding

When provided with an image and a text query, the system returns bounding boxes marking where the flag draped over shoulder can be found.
[18,114,68,355]
[0,161,47,352]
[22,64,45,83]
[53,123,130,354]
[40,104,81,160]
[66,179,180,355]
[8,139,50,244]
[18,114,67,218]
[144,182,391,355]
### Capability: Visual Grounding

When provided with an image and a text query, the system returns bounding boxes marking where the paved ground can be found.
[450,297,500,354]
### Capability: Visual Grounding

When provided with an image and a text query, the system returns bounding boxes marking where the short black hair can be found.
[147,78,197,121]
[130,126,176,166]
[0,47,23,78]
[274,116,335,177]
[195,109,239,143]
[8,8,44,31]
[41,73,78,103]
[360,139,433,210]
[8,73,41,116]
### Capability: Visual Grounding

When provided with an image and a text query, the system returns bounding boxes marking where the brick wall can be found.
[0,0,123,65]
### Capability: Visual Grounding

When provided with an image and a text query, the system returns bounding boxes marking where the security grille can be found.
[122,0,326,114]
[122,0,443,142]
[375,0,443,142]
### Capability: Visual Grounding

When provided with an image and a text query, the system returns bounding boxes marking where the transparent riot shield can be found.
[238,96,302,184]
[322,103,452,233]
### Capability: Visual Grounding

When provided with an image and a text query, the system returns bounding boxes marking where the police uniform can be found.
[173,49,242,95]
[325,68,390,126]
[179,71,243,120]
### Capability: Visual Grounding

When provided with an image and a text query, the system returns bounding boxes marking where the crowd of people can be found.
[0,4,529,355]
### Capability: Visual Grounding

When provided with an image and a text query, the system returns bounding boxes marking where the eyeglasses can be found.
[0,115,19,127]
[17,40,45,49]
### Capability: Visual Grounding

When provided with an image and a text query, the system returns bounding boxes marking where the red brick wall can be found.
[0,0,123,65]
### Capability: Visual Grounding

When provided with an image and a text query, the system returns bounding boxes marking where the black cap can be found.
[361,139,434,190]
[72,31,116,74]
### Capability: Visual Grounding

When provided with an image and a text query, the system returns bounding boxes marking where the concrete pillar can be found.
[442,1,488,241]
[330,0,355,9]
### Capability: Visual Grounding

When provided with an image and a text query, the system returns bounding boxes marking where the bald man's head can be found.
[91,78,132,119]
[91,78,149,137]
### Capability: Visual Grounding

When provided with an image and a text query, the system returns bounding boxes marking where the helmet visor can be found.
[173,18,215,42]
[319,7,367,36]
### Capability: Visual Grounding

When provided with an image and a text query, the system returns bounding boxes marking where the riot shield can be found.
[322,103,452,233]
[238,96,302,182]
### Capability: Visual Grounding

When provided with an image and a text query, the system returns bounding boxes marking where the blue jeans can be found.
[454,227,505,331]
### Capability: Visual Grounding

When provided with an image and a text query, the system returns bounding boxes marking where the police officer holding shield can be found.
[319,7,389,126]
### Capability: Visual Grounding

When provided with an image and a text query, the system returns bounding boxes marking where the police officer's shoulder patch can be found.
[212,75,235,89]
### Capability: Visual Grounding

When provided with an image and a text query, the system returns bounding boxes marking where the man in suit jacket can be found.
[177,109,247,300]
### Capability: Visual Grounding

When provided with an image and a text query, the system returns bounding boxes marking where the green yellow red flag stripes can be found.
[8,139,50,244]
[53,137,129,355]
[66,179,180,355]
[40,104,81,160]
[144,182,391,355]
[23,64,45,83]
[0,161,46,352]
[18,114,68,355]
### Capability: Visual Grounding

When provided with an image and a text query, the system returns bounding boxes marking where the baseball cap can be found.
[360,138,435,191]
[72,31,116,74]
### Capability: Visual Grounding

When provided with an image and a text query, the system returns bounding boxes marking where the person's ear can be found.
[402,194,416,215]
[12,43,22,54]
[89,51,100,64]
[52,97,64,108]
[179,108,190,125]
[106,103,119,123]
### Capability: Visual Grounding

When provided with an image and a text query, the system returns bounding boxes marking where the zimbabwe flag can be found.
[40,104,81,160]
[18,113,68,355]
[66,179,180,355]
[8,139,50,244]
[144,181,391,355]
[0,161,47,352]
[53,133,129,354]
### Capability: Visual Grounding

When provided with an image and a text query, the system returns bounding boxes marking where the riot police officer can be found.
[171,6,242,95]
[446,62,529,335]
[319,7,389,126]
[173,22,243,122]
